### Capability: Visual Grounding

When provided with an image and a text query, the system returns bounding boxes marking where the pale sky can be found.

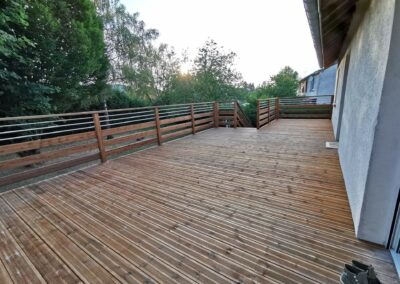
[121,0,319,85]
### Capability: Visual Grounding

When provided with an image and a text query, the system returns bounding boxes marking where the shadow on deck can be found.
[0,119,398,283]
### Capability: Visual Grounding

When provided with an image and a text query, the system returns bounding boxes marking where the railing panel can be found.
[257,95,333,128]
[0,100,254,187]
[0,101,216,188]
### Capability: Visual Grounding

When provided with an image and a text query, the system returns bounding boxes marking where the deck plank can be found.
[0,197,81,283]
[0,119,398,283]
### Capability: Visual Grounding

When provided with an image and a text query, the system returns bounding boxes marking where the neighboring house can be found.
[304,0,400,270]
[298,64,337,97]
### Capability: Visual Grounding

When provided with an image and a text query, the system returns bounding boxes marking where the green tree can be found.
[0,0,55,116]
[193,39,242,102]
[95,0,171,102]
[0,0,109,116]
[257,66,299,98]
[156,73,197,105]
[243,66,300,125]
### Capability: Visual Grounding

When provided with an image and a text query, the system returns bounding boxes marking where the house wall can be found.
[303,64,337,98]
[331,59,346,138]
[358,0,400,244]
[331,0,397,244]
[315,64,337,96]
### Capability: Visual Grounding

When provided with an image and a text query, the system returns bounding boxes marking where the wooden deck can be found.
[0,119,398,283]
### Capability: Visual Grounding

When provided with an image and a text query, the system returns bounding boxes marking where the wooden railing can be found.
[279,95,334,118]
[0,101,253,187]
[218,101,252,127]
[256,95,334,129]
[256,98,279,129]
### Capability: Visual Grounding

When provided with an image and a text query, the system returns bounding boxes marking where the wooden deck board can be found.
[0,119,398,283]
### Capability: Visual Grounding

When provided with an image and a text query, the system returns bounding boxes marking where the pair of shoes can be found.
[340,260,382,284]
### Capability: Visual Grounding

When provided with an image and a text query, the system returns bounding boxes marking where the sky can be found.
[121,0,319,85]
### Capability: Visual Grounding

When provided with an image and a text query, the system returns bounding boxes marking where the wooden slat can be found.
[0,142,98,171]
[102,121,156,136]
[104,129,157,147]
[160,115,192,125]
[0,203,45,284]
[0,154,99,187]
[0,131,96,155]
[280,114,332,118]
[280,107,331,112]
[0,197,81,283]
[161,122,192,134]
[281,104,332,109]
[162,128,193,141]
[105,138,157,157]
[194,112,213,119]
[194,123,213,133]
[218,111,234,116]
[194,117,213,126]
[2,192,119,283]
[0,259,12,284]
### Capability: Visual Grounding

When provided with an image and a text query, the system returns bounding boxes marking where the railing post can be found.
[213,101,219,128]
[233,101,238,128]
[267,99,270,124]
[93,112,107,163]
[190,104,196,134]
[154,107,162,146]
[275,97,280,120]
[256,100,260,129]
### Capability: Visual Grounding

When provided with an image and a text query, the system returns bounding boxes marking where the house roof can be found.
[303,0,359,68]
[300,69,323,82]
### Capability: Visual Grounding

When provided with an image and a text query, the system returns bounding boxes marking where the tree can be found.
[192,39,242,102]
[0,0,54,116]
[0,0,109,116]
[243,66,300,125]
[257,66,299,98]
[156,73,197,105]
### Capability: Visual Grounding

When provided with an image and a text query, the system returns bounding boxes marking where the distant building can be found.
[298,64,337,97]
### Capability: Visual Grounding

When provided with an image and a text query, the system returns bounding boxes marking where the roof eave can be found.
[303,0,323,67]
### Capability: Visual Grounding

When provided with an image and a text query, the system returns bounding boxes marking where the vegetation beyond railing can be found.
[0,101,251,187]
[256,95,334,129]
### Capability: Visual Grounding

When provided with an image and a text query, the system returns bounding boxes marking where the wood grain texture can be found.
[0,119,398,283]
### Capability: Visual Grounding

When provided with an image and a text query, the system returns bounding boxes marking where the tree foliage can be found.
[193,39,242,101]
[1,0,301,120]
[256,66,299,98]
[94,0,179,102]
[242,66,300,125]
[0,0,109,116]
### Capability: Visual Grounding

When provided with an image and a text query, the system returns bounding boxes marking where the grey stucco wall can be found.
[357,0,400,244]
[332,0,396,243]
[331,59,346,138]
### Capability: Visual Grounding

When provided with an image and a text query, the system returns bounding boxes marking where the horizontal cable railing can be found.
[0,102,218,187]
